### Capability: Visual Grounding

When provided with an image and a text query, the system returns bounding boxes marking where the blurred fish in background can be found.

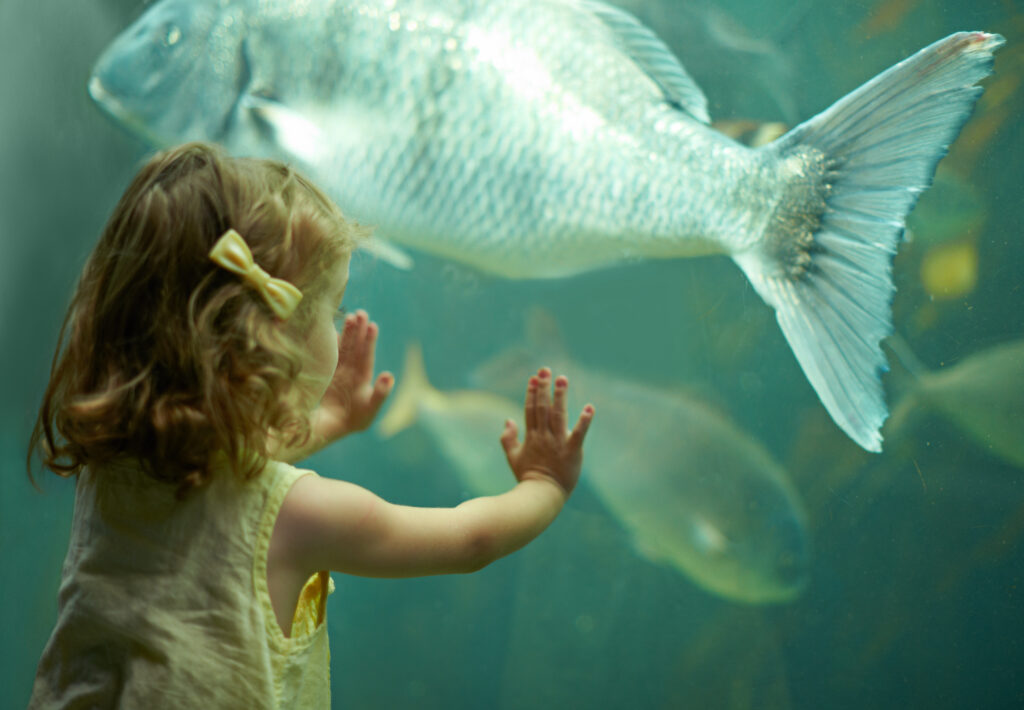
[86,0,1003,455]
[886,337,1024,470]
[471,310,810,604]
[380,317,810,604]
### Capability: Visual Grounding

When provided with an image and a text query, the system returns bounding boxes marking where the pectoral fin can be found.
[359,236,414,270]
[243,94,322,164]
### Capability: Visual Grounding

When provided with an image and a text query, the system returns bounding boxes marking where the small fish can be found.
[565,366,810,604]
[888,338,1024,469]
[88,0,1003,452]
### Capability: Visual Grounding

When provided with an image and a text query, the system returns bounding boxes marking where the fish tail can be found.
[377,342,434,438]
[733,32,1003,451]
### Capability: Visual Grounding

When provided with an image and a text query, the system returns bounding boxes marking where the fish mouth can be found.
[87,75,164,145]
[87,76,128,123]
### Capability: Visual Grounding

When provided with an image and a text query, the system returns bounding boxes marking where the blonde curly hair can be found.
[30,142,368,496]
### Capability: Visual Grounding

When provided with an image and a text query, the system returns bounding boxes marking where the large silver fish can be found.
[87,0,1003,452]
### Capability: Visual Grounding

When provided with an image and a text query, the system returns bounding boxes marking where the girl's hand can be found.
[315,310,393,441]
[499,367,594,497]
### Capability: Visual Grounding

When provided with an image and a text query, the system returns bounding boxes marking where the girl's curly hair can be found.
[29,142,368,497]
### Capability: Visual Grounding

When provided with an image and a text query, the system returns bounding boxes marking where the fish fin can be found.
[470,346,535,396]
[243,94,322,164]
[358,237,414,270]
[578,0,710,123]
[377,342,433,438]
[243,94,415,272]
[523,306,572,362]
[469,306,572,394]
[734,32,1003,452]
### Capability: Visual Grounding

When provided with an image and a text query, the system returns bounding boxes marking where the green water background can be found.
[2,1,1021,708]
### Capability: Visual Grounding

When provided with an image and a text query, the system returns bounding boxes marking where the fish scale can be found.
[319,1,728,266]
[88,0,1003,450]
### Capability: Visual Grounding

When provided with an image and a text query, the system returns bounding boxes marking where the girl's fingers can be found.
[499,419,519,462]
[551,375,568,434]
[524,376,538,430]
[339,314,358,359]
[353,310,368,351]
[368,371,393,407]
[361,321,378,379]
[349,310,366,341]
[535,367,551,429]
[339,310,378,375]
[567,404,595,449]
[340,311,367,360]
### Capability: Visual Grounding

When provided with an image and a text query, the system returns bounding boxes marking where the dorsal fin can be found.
[579,0,710,123]
[523,306,571,362]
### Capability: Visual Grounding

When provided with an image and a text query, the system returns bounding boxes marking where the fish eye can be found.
[690,517,730,557]
[155,19,182,48]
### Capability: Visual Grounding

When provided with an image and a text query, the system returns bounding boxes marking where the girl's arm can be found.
[272,371,593,578]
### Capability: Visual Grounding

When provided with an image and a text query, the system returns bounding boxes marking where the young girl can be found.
[28,142,594,708]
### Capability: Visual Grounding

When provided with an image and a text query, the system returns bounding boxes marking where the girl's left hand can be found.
[315,309,393,441]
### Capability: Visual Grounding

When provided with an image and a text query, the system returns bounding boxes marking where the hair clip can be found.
[209,229,303,319]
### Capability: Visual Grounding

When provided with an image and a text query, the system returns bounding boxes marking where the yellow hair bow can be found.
[208,229,303,320]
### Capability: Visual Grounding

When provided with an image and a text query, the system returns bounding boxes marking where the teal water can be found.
[2,1,1022,708]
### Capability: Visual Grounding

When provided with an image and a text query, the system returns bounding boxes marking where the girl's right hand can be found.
[499,367,594,497]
